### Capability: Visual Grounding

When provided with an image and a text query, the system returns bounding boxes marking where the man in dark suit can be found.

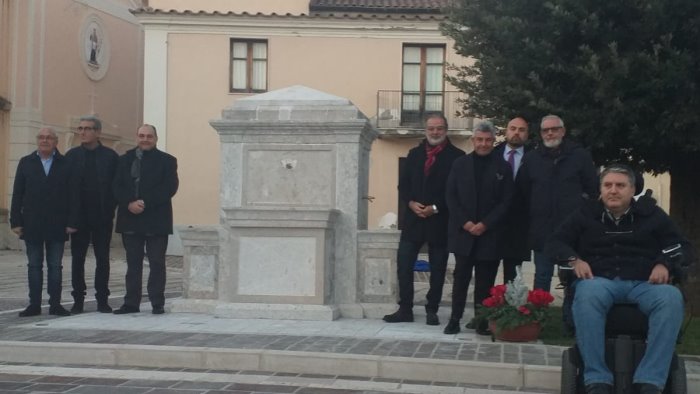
[443,121,514,335]
[112,124,178,315]
[383,113,464,326]
[65,115,118,313]
[518,115,598,292]
[494,116,531,284]
[10,127,79,317]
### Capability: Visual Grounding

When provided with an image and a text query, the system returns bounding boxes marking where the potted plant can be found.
[476,267,555,342]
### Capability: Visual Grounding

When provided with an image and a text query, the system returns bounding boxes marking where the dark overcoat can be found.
[517,140,598,251]
[399,139,464,245]
[10,150,79,242]
[113,148,178,235]
[445,151,514,259]
[65,143,119,226]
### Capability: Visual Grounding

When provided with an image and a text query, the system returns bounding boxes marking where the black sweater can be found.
[545,197,685,281]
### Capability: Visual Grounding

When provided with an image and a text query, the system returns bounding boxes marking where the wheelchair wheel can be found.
[561,348,579,394]
[664,356,687,394]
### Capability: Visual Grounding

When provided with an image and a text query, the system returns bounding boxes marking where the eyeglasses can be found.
[77,126,95,132]
[541,126,563,133]
[37,135,56,141]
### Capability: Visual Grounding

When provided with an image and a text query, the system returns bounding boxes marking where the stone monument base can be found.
[171,299,340,321]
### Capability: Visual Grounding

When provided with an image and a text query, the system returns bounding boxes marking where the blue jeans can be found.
[533,251,554,291]
[573,277,684,388]
[25,240,65,307]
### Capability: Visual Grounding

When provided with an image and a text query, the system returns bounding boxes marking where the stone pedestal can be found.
[173,85,378,320]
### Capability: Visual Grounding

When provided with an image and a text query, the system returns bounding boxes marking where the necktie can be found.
[507,149,517,175]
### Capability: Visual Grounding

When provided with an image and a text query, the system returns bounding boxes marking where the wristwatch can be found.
[432,204,438,213]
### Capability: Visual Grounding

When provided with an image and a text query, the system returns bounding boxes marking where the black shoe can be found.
[475,320,492,336]
[49,305,71,316]
[585,383,613,394]
[70,299,84,314]
[382,310,414,323]
[465,318,477,329]
[426,312,440,326]
[443,319,461,334]
[113,305,140,314]
[18,305,41,317]
[476,326,492,336]
[97,302,113,313]
[152,306,165,315]
[635,383,662,394]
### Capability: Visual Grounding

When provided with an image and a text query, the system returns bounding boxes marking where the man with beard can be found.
[518,115,598,292]
[112,124,178,315]
[494,116,531,284]
[443,121,514,335]
[383,113,464,326]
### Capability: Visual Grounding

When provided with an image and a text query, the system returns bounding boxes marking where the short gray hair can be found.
[473,121,496,137]
[600,164,636,187]
[37,127,57,139]
[540,114,565,128]
[79,115,102,131]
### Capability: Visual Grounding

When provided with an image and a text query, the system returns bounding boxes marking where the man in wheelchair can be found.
[545,164,687,394]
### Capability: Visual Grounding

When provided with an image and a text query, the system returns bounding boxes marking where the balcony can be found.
[375,90,475,136]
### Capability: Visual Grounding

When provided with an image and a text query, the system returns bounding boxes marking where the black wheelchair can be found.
[558,244,690,394]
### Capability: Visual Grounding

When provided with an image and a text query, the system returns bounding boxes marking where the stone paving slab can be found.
[0,364,553,393]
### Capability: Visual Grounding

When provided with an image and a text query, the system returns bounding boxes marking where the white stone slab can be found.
[238,236,317,297]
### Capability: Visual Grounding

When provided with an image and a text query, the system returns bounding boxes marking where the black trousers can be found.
[70,222,112,301]
[121,234,168,309]
[450,254,499,320]
[501,258,523,284]
[396,239,449,313]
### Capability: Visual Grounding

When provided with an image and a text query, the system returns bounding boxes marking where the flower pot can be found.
[489,321,541,342]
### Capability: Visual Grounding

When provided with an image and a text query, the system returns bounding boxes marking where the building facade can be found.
[135,0,476,242]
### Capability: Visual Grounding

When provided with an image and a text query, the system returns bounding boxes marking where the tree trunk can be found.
[669,156,700,317]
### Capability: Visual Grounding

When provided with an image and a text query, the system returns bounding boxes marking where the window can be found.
[230,39,267,93]
[401,44,445,126]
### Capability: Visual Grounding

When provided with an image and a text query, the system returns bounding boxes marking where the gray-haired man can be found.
[443,121,514,335]
[65,116,119,313]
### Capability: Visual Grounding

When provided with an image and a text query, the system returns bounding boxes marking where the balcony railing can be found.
[376,90,474,132]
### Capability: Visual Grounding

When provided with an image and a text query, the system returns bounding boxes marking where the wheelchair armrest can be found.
[557,265,576,289]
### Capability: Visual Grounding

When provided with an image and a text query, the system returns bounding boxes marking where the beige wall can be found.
[0,0,11,210]
[41,0,143,149]
[148,0,309,14]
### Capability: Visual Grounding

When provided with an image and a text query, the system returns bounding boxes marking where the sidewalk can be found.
[0,248,697,393]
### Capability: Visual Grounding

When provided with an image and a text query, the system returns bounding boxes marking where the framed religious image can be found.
[79,15,110,81]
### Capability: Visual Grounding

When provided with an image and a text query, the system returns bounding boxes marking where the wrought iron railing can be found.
[376,90,473,130]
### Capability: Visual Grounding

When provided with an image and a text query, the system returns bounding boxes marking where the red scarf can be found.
[424,140,447,175]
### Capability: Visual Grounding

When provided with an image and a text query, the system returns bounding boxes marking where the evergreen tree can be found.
[442,0,700,310]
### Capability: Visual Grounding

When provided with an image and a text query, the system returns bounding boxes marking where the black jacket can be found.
[10,150,79,242]
[113,148,178,235]
[545,197,685,281]
[446,151,514,259]
[65,143,118,226]
[493,143,531,260]
[517,140,598,251]
[399,138,464,245]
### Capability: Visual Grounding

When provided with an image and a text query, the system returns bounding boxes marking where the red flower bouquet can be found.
[476,268,555,333]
